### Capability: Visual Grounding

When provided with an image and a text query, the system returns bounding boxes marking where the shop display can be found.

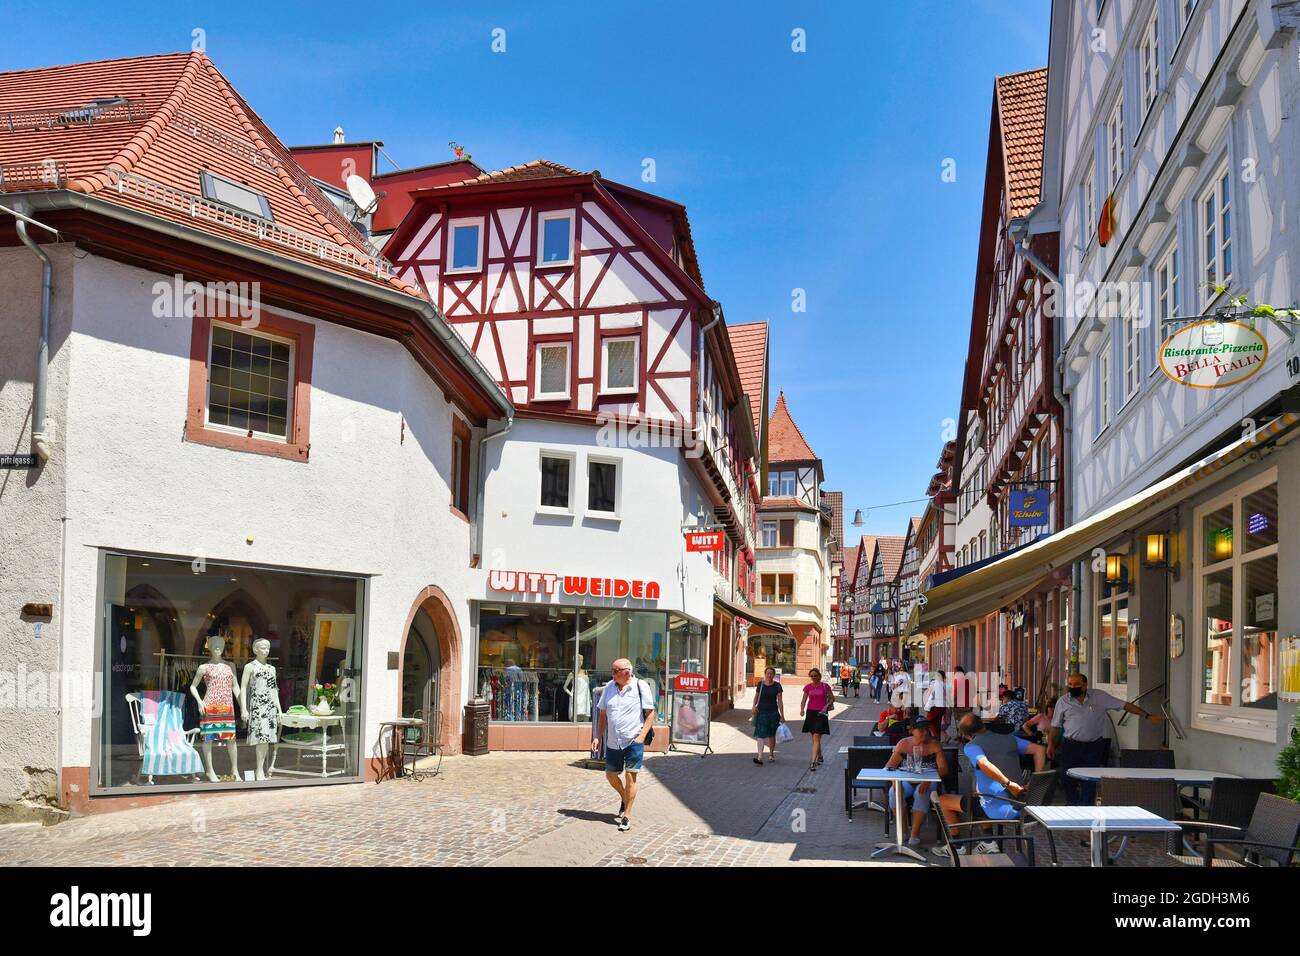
[192,635,240,781]
[564,656,591,720]
[240,638,282,780]
[98,552,365,792]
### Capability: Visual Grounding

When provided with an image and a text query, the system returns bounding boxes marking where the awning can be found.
[901,603,920,638]
[917,411,1299,633]
[713,595,791,636]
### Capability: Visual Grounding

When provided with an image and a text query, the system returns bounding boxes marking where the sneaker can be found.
[753,757,763,765]
[617,817,631,832]
[907,836,923,846]
[974,840,1001,854]
[931,844,967,858]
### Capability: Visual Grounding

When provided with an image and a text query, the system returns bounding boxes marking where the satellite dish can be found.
[344,174,378,215]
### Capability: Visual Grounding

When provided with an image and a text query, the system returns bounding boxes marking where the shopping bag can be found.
[776,722,794,743]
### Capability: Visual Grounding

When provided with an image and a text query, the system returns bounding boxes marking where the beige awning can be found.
[917,412,1299,633]
[713,595,791,636]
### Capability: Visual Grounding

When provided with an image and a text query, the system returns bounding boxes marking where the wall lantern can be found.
[1144,532,1168,567]
[1105,554,1124,583]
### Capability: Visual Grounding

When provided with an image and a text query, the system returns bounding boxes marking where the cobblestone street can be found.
[0,689,1176,867]
[0,691,907,868]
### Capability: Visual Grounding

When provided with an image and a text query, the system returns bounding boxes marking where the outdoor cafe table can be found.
[855,767,941,862]
[1066,766,1240,810]
[1023,805,1182,867]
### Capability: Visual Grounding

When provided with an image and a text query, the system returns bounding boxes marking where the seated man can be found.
[884,716,949,847]
[876,700,908,734]
[931,714,1046,858]
[995,688,1029,731]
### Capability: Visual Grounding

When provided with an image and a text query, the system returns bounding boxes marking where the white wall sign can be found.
[1159,320,1269,389]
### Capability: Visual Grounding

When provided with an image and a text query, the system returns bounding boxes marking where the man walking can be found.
[591,657,656,832]
[1048,673,1166,804]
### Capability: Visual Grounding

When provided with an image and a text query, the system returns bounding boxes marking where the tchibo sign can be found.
[1159,320,1268,388]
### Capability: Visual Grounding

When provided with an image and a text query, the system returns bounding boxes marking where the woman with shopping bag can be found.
[751,666,786,765]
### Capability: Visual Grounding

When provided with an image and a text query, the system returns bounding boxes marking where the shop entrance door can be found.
[402,610,442,744]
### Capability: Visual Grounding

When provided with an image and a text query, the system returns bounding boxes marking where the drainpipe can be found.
[7,207,57,461]
[1012,223,1078,676]
[473,413,514,564]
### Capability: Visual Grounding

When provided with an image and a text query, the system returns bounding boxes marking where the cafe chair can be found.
[1171,793,1300,867]
[932,806,1035,868]
[845,746,892,829]
[1097,777,1185,862]
[1118,748,1176,769]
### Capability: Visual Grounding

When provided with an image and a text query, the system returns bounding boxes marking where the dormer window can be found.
[537,210,574,266]
[447,217,484,273]
[200,171,273,221]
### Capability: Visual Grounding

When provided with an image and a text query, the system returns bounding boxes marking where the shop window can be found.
[451,417,471,516]
[587,456,619,516]
[534,342,571,400]
[447,218,484,273]
[97,552,364,792]
[539,451,574,512]
[1194,472,1279,737]
[1093,560,1130,688]
[747,633,797,678]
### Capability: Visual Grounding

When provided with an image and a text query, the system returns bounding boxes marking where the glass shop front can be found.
[475,604,706,736]
[96,552,366,793]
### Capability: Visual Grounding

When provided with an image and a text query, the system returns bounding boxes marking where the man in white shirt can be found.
[591,657,656,832]
[1049,672,1166,804]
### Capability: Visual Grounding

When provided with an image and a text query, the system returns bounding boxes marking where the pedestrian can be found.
[800,668,834,771]
[590,657,656,832]
[871,660,885,702]
[850,664,861,698]
[839,662,852,696]
[1048,673,1167,804]
[924,668,949,739]
[751,666,785,764]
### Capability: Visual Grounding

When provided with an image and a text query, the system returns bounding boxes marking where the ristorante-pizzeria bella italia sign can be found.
[1159,320,1268,389]
[488,570,662,600]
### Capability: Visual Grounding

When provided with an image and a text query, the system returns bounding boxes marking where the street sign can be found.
[684,530,724,553]
[1008,489,1049,527]
[0,454,38,468]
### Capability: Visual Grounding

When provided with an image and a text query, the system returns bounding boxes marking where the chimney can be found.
[332,126,345,145]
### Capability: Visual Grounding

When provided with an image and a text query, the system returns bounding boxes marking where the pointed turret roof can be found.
[768,390,818,464]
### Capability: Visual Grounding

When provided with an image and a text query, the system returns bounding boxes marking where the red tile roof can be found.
[432,158,585,189]
[727,321,767,433]
[824,490,844,558]
[874,536,906,582]
[995,67,1048,219]
[853,536,877,586]
[0,52,406,292]
[768,390,817,463]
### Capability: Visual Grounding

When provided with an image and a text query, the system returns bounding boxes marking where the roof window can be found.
[200,170,273,221]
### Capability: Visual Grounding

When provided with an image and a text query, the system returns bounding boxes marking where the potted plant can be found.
[309,682,338,716]
[1278,713,1300,803]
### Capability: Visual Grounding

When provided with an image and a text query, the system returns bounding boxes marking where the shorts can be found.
[978,787,1022,821]
[605,742,644,773]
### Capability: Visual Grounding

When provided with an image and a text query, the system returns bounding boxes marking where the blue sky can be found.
[2,0,1050,543]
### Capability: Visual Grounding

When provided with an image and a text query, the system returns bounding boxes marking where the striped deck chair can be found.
[129,691,203,782]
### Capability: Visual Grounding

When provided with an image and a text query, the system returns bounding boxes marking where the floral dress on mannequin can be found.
[244,659,281,744]
[197,661,237,741]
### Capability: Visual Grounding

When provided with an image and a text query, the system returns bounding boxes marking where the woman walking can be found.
[800,668,834,771]
[751,666,784,764]
[924,668,949,740]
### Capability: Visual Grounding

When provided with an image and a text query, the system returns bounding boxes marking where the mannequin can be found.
[564,655,591,721]
[191,634,239,782]
[240,638,282,780]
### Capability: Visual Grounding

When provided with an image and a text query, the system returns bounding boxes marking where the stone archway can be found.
[398,586,464,755]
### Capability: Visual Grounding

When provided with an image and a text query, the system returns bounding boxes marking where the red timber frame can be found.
[386,176,712,431]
